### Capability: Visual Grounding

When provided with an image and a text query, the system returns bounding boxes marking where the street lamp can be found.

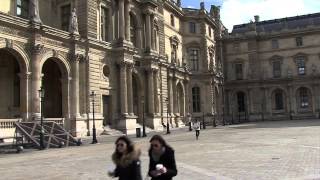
[141,96,147,137]
[90,91,98,144]
[165,97,170,134]
[38,86,45,149]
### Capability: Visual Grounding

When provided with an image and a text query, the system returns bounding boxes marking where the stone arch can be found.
[176,80,185,118]
[40,51,71,79]
[0,40,30,119]
[40,51,71,119]
[0,39,30,73]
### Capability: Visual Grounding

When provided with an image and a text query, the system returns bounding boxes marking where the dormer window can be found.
[17,0,29,18]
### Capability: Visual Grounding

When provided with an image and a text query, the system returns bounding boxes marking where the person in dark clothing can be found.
[109,136,142,180]
[148,135,177,180]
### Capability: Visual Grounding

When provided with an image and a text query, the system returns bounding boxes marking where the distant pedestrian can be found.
[108,136,142,180]
[193,119,201,140]
[148,135,177,180]
[187,114,192,131]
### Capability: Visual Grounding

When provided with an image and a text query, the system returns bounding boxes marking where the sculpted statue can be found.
[30,0,42,23]
[69,8,79,34]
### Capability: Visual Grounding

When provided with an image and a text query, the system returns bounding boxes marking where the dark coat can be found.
[112,145,142,180]
[148,146,178,180]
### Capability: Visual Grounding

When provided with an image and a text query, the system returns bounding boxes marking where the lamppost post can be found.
[38,87,45,150]
[91,91,98,144]
[165,98,170,134]
[142,96,147,137]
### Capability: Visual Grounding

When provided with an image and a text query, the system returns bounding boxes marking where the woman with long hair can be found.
[109,136,142,180]
[148,135,177,180]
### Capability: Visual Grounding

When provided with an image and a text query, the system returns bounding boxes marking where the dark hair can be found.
[149,135,172,152]
[115,136,134,155]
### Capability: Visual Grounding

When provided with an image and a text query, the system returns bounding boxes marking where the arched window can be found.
[273,89,284,110]
[192,87,201,112]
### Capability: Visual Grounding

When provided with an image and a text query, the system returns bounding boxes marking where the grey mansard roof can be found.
[232,12,320,34]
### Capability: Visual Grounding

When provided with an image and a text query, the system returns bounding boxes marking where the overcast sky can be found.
[182,0,320,32]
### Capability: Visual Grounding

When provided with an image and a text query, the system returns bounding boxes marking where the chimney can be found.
[254,15,260,22]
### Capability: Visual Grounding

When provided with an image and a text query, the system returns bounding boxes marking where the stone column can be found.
[168,77,174,115]
[145,11,152,51]
[19,72,31,120]
[31,44,43,119]
[153,70,159,114]
[71,55,81,118]
[148,69,154,115]
[246,88,251,120]
[118,0,125,40]
[172,78,177,115]
[184,80,190,115]
[108,7,114,41]
[127,64,133,115]
[124,1,130,41]
[120,62,128,115]
[136,26,143,49]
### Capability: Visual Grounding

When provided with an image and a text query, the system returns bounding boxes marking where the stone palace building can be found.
[223,13,320,123]
[0,0,224,136]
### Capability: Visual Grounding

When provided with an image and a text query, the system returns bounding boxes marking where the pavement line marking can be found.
[177,161,234,180]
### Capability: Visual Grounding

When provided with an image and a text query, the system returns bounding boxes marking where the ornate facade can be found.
[0,0,223,136]
[223,13,320,123]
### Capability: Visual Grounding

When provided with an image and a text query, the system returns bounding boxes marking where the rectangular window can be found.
[300,88,309,108]
[296,37,303,47]
[192,87,201,112]
[189,49,199,71]
[273,61,281,78]
[61,4,71,32]
[235,63,243,80]
[101,7,109,41]
[275,92,283,110]
[17,0,29,18]
[189,22,196,33]
[297,57,305,75]
[272,39,279,49]
[170,14,175,27]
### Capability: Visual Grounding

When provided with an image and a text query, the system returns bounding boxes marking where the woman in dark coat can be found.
[148,135,177,180]
[109,136,142,180]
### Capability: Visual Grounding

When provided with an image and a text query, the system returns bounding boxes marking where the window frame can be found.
[235,63,243,80]
[192,87,201,112]
[16,0,29,18]
[296,37,303,47]
[100,6,109,42]
[272,60,281,78]
[189,48,199,71]
[61,4,71,32]
[189,22,196,33]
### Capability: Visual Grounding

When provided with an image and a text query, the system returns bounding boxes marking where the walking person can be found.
[193,119,201,140]
[108,136,142,180]
[148,135,177,180]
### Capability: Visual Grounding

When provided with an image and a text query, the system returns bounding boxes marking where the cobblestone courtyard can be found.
[1,120,320,180]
